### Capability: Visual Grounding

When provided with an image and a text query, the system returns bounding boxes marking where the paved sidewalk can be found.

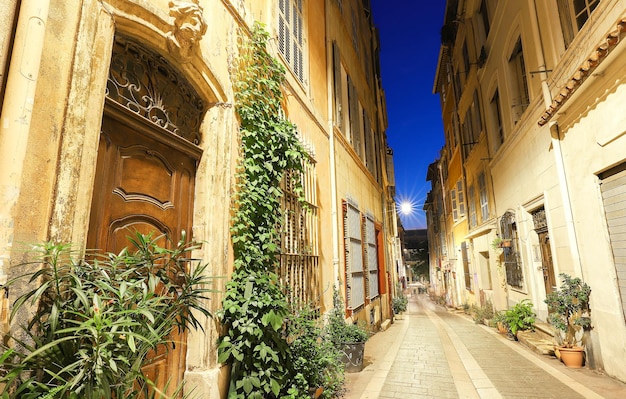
[345,291,626,398]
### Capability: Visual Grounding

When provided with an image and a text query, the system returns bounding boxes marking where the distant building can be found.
[402,229,429,283]
[0,0,400,396]
[430,0,626,381]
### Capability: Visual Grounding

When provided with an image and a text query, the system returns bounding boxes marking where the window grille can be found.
[280,154,319,309]
[500,211,523,289]
[278,0,305,83]
[532,207,548,233]
[343,201,364,309]
[106,38,204,144]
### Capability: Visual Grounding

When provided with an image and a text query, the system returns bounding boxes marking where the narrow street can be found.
[346,286,626,398]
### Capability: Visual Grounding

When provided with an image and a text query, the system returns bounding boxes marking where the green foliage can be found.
[217,22,313,398]
[0,232,214,399]
[283,305,345,399]
[493,310,507,326]
[391,293,408,314]
[544,273,591,347]
[503,299,536,336]
[325,289,369,346]
[471,300,494,324]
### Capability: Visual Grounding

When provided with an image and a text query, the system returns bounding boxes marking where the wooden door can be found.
[88,108,198,396]
[538,232,556,295]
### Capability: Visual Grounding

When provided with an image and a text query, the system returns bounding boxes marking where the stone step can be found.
[517,329,556,356]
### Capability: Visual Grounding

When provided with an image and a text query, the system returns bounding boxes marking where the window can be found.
[363,112,378,178]
[451,180,466,222]
[364,215,379,298]
[347,78,364,158]
[344,201,364,309]
[451,188,458,221]
[501,211,523,289]
[490,89,504,147]
[461,107,475,158]
[558,0,600,48]
[461,242,472,291]
[478,172,489,221]
[471,91,483,138]
[278,0,305,83]
[332,42,344,131]
[479,0,490,39]
[462,41,470,80]
[351,7,359,56]
[509,38,529,122]
[280,151,320,308]
[454,71,463,100]
[468,185,477,228]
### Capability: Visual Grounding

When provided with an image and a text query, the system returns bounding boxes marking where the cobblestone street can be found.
[346,287,626,398]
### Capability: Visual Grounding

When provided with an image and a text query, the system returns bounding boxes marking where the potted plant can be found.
[326,289,369,373]
[494,311,509,335]
[503,299,536,339]
[392,292,408,318]
[544,273,592,368]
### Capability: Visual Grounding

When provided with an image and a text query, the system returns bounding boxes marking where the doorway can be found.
[87,108,198,395]
[532,207,556,294]
[88,37,205,396]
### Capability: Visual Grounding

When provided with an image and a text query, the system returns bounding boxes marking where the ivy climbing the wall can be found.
[217,23,310,398]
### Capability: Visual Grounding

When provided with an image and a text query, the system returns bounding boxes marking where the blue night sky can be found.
[371,2,447,230]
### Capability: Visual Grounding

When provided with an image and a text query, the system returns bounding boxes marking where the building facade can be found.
[429,0,626,382]
[0,0,398,396]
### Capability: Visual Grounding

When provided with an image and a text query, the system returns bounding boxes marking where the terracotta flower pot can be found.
[557,346,584,368]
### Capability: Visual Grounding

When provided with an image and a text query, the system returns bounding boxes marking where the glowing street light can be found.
[399,201,413,216]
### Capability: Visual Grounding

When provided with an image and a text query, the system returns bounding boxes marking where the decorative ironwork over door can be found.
[532,207,556,294]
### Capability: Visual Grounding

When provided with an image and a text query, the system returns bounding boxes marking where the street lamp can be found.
[399,201,413,216]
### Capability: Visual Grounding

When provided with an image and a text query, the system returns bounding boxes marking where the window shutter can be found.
[333,42,343,130]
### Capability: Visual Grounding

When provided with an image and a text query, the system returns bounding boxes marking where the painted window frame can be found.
[278,0,307,84]
[557,0,600,48]
[508,37,529,123]
[478,172,489,222]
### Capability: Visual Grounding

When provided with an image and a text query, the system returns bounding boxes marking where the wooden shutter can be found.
[600,166,626,322]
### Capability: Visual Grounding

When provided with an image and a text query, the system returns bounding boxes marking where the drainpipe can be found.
[529,0,583,278]
[325,0,340,290]
[0,0,50,286]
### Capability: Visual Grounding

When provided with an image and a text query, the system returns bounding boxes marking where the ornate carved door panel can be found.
[90,37,206,396]
[87,108,197,395]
